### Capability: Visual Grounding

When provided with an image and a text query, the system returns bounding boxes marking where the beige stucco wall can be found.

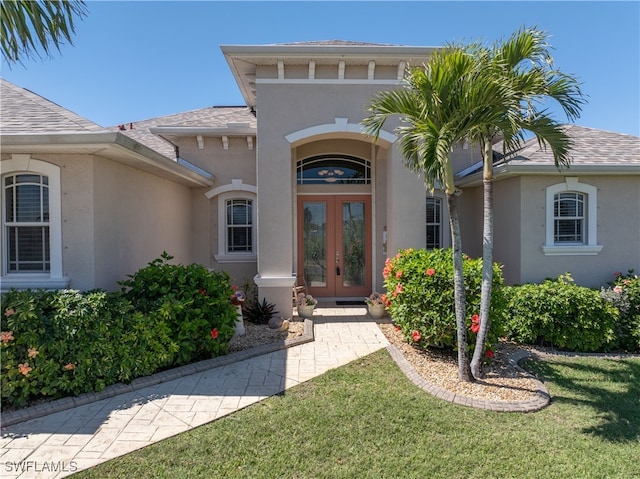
[176,136,258,287]
[254,81,406,312]
[519,174,640,287]
[92,156,193,290]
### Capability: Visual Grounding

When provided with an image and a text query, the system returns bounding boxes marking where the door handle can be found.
[336,251,341,276]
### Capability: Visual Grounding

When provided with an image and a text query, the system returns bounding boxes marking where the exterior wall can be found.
[176,136,258,287]
[256,81,399,313]
[0,154,96,290]
[492,177,522,285]
[457,185,483,259]
[92,156,193,290]
[519,174,640,287]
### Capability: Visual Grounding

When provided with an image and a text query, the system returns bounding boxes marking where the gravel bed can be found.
[228,320,306,352]
[379,323,541,402]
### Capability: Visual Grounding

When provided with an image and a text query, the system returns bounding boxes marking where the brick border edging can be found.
[386,344,551,412]
[1,319,314,428]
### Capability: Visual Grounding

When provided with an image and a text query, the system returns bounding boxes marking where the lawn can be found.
[74,350,639,479]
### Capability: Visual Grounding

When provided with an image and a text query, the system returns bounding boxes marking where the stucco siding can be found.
[492,177,522,284]
[520,175,640,287]
[92,157,193,290]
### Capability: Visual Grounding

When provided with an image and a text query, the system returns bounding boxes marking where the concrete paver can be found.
[0,306,387,479]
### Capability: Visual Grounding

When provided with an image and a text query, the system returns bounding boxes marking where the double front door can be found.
[297,195,371,298]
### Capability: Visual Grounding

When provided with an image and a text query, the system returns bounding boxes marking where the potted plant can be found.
[296,292,318,318]
[365,292,387,319]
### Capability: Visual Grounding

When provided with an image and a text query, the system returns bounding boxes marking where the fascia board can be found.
[456,163,639,187]
[150,126,256,137]
[1,132,214,187]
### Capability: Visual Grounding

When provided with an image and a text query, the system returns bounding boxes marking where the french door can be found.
[297,195,371,298]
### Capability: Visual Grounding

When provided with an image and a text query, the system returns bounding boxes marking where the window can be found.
[4,174,50,272]
[554,192,584,244]
[205,179,257,263]
[296,155,371,185]
[543,178,602,256]
[226,199,253,253]
[426,197,442,249]
[1,156,67,289]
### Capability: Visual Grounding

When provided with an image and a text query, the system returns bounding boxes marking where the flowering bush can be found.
[296,293,318,307]
[601,270,640,352]
[365,292,388,307]
[1,253,238,410]
[504,274,618,352]
[383,248,506,355]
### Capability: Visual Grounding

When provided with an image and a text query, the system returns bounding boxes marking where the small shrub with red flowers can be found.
[383,248,506,358]
[1,253,238,410]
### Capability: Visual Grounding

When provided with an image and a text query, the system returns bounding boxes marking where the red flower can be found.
[395,325,401,331]
[471,314,480,324]
[426,268,435,276]
[393,283,403,297]
[395,270,403,279]
[198,288,208,296]
[210,328,219,339]
[470,322,480,334]
[485,349,494,359]
[412,330,421,342]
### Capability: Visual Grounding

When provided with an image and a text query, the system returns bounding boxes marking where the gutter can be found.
[1,131,215,187]
[456,162,639,187]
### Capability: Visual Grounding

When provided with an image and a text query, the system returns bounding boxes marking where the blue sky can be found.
[2,1,639,136]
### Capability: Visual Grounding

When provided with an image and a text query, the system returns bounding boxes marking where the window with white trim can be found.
[205,180,257,263]
[543,178,602,256]
[1,156,67,289]
[4,173,50,272]
[226,198,253,253]
[426,197,442,249]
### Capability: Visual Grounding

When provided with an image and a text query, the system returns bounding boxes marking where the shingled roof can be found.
[502,124,640,167]
[107,106,256,159]
[0,79,106,133]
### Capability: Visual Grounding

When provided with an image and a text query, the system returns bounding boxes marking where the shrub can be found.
[504,274,618,352]
[119,252,238,365]
[383,248,506,355]
[601,270,640,352]
[1,253,239,409]
[1,289,175,408]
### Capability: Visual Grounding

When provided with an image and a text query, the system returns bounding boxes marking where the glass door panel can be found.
[302,202,328,288]
[341,201,365,287]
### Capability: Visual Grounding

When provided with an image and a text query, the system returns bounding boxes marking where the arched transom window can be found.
[296,155,371,185]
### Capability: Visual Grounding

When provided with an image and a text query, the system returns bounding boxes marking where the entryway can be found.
[297,195,371,299]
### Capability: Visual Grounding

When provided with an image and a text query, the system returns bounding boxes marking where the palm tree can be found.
[467,28,585,378]
[1,0,87,66]
[363,47,508,382]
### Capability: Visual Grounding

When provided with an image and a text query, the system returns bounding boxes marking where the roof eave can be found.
[456,163,639,187]
[0,131,215,187]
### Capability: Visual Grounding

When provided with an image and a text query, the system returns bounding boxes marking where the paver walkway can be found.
[0,306,388,479]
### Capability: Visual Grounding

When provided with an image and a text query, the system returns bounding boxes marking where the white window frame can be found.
[542,177,602,256]
[426,196,442,250]
[1,155,68,290]
[205,179,257,263]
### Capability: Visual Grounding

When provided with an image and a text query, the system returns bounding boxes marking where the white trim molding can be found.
[542,177,603,256]
[285,117,396,145]
[205,180,258,263]
[1,155,69,290]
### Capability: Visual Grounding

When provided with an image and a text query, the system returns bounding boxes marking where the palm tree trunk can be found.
[471,140,494,378]
[447,192,473,382]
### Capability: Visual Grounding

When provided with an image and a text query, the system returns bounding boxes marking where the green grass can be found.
[74,351,640,479]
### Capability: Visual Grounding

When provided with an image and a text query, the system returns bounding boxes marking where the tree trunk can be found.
[447,192,473,382]
[471,140,494,379]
